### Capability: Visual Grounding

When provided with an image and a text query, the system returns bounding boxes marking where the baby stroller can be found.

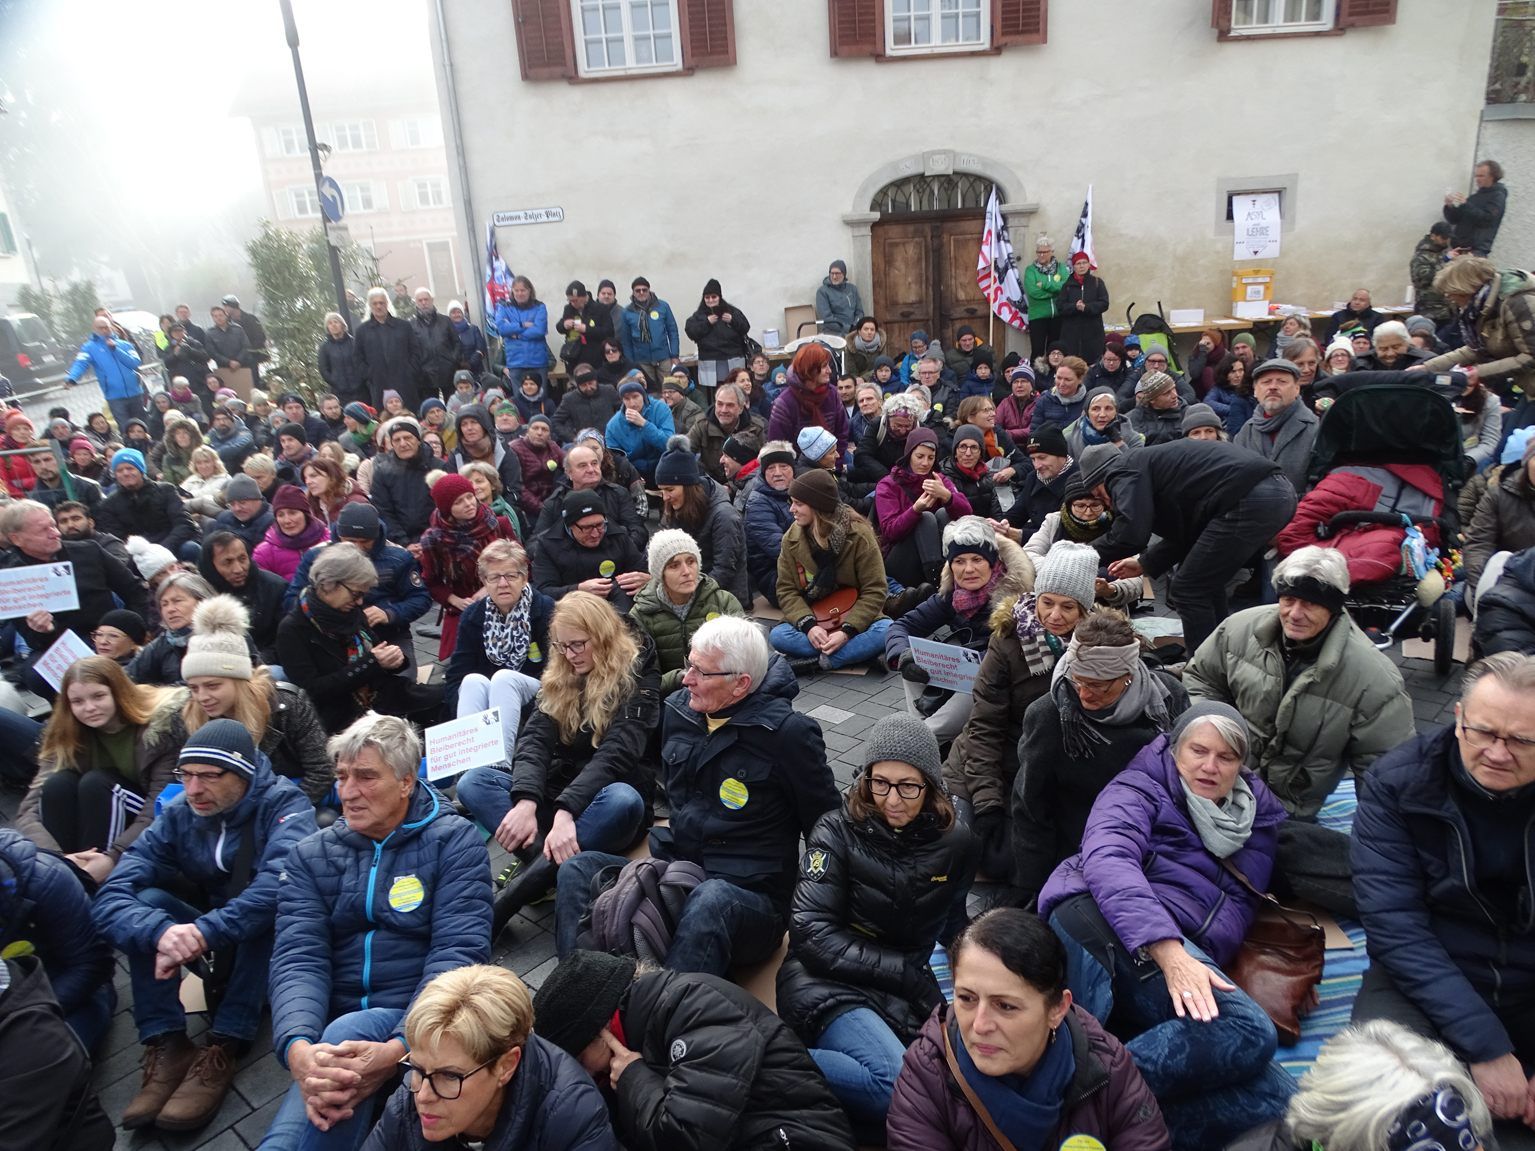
[1124,302,1181,371]
[1281,381,1465,675]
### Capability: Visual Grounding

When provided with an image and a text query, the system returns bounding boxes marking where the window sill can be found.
[1217,25,1343,40]
[873,44,1003,61]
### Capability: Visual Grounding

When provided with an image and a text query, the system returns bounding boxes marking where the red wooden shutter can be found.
[993,0,1047,46]
[828,0,881,57]
[1336,0,1397,27]
[513,0,575,81]
[679,0,736,68]
[1211,0,1233,33]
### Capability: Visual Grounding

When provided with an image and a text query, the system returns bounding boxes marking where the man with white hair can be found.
[409,286,459,401]
[1185,545,1414,912]
[553,617,840,973]
[354,287,427,412]
[1353,653,1535,1142]
[263,713,492,1150]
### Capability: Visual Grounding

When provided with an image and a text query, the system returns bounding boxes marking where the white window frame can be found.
[276,125,306,157]
[401,118,427,148]
[884,0,988,56]
[1228,0,1336,37]
[329,120,377,152]
[286,186,322,219]
[342,181,382,215]
[413,177,448,209]
[570,0,683,78]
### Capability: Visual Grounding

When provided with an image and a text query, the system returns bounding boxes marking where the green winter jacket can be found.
[1183,605,1415,819]
[1024,259,1066,322]
[630,574,745,694]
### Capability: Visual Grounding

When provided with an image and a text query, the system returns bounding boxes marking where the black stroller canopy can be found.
[1308,379,1465,486]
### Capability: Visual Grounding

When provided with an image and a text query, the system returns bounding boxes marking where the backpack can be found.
[578,857,708,963]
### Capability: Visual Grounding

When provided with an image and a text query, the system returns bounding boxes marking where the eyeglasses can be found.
[399,1057,495,1100]
[484,572,523,585]
[551,638,589,656]
[172,768,226,783]
[1459,717,1535,760]
[681,658,740,679]
[1070,673,1129,694]
[869,777,927,800]
[324,582,369,604]
[570,520,607,536]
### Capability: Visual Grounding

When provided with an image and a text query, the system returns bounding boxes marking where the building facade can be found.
[433,0,1497,357]
[0,170,37,310]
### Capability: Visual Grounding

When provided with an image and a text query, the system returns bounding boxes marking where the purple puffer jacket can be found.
[887,1003,1170,1151]
[765,369,851,451]
[1038,734,1286,969]
[873,467,973,551]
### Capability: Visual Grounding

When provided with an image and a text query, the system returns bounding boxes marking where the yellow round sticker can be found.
[650,310,660,320]
[1060,1136,1106,1151]
[598,560,616,577]
[719,778,749,810]
[388,875,425,913]
[527,642,543,662]
[705,612,720,621]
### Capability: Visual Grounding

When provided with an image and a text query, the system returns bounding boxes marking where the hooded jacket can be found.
[814,275,863,337]
[665,477,750,605]
[270,782,492,1064]
[93,752,316,953]
[0,829,113,1018]
[885,534,1033,669]
[450,404,524,508]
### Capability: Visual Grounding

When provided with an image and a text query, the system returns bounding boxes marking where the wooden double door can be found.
[871,213,989,356]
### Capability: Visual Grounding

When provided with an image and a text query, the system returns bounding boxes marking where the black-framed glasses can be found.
[570,519,607,535]
[172,768,225,784]
[1459,717,1535,760]
[869,777,926,800]
[681,658,740,679]
[399,1057,495,1099]
[551,638,589,656]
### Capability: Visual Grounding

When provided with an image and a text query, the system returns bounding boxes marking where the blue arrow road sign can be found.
[319,177,345,224]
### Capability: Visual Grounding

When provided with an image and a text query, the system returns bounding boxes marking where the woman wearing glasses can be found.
[275,542,444,734]
[363,964,618,1151]
[776,714,976,1140]
[457,591,658,937]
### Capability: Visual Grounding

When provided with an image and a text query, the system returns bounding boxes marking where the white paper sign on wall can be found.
[1234,193,1282,261]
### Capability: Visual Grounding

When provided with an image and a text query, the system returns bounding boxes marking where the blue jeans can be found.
[107,395,147,434]
[65,982,117,1052]
[127,888,272,1044]
[811,1007,907,1138]
[555,851,784,974]
[769,617,891,670]
[1049,901,1295,1151]
[455,772,645,859]
[259,1007,406,1151]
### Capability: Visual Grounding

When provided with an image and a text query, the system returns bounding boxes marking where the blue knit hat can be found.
[178,718,258,780]
[796,426,837,461]
[110,447,146,476]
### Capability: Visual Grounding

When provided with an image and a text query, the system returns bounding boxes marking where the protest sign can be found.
[424,707,505,782]
[0,562,79,619]
[33,629,94,692]
[908,637,982,694]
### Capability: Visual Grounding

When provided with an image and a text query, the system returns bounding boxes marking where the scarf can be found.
[1051,641,1176,759]
[1461,279,1494,353]
[1058,502,1109,543]
[1181,773,1258,859]
[793,372,830,428]
[952,557,1006,618]
[801,509,851,602]
[278,514,329,554]
[948,1015,1075,1151]
[300,588,377,709]
[1079,418,1115,446]
[420,505,510,607]
[1246,396,1301,440]
[162,625,192,650]
[630,297,653,345]
[1010,594,1068,677]
[981,428,1002,459]
[482,583,534,671]
[853,330,882,353]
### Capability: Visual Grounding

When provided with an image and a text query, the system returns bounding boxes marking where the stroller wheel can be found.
[1433,596,1456,677]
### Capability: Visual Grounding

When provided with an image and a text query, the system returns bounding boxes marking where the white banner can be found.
[33,629,94,692]
[908,637,982,695]
[424,708,505,782]
[1233,192,1282,260]
[1069,184,1097,268]
[977,186,1029,331]
[0,562,79,620]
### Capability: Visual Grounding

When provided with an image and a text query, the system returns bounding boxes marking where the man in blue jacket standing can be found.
[263,713,492,1151]
[67,314,146,431]
[93,720,317,1134]
[618,276,680,385]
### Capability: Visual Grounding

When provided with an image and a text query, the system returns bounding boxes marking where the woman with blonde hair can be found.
[362,964,617,1150]
[13,656,182,884]
[456,591,658,935]
[460,459,521,526]
[180,444,230,521]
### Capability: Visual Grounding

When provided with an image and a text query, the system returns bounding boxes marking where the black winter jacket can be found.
[1474,546,1535,657]
[531,526,646,612]
[317,334,366,404]
[556,302,615,370]
[159,335,212,388]
[370,449,442,545]
[354,314,426,411]
[1444,181,1509,256]
[199,551,288,662]
[665,478,749,605]
[777,807,975,1046]
[1,539,147,656]
[613,968,855,1151]
[1058,273,1109,361]
[684,302,752,362]
[552,383,621,445]
[443,591,555,710]
[1005,459,1079,539]
[97,480,197,554]
[411,308,460,396]
[531,478,648,559]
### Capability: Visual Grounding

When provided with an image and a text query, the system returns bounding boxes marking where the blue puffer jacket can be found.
[1029,387,1088,431]
[66,332,143,399]
[93,753,316,952]
[495,300,550,370]
[0,828,114,1016]
[619,298,680,364]
[1039,734,1286,969]
[1353,726,1535,1064]
[743,482,792,602]
[270,782,492,1064]
[604,397,675,476]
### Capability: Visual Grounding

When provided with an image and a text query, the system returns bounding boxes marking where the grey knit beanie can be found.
[1181,403,1224,434]
[1034,541,1099,612]
[862,713,943,790]
[646,528,702,584]
[1075,442,1121,491]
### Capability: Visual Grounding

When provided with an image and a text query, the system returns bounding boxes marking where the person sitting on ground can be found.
[1180,401,1227,443]
[886,517,1033,745]
[529,441,649,554]
[1184,546,1413,914]
[300,455,367,527]
[846,316,887,380]
[532,488,649,612]
[93,720,315,1134]
[1002,426,1079,545]
[659,372,703,437]
[778,715,977,1139]
[1351,653,1535,1144]
[1063,386,1143,461]
[1029,354,1089,432]
[1355,319,1433,373]
[26,440,103,513]
[443,538,553,722]
[253,483,329,584]
[126,571,219,686]
[875,427,972,589]
[97,446,199,561]
[92,607,147,666]
[1463,433,1535,590]
[940,424,1003,520]
[1011,608,1190,906]
[418,473,517,660]
[1039,702,1296,1150]
[887,907,1171,1151]
[654,436,750,603]
[13,657,182,887]
[534,949,854,1151]
[767,342,853,455]
[362,964,619,1151]
[1207,352,1257,438]
[743,441,797,606]
[1474,543,1535,657]
[771,469,894,673]
[603,373,674,484]
[370,415,443,548]
[687,381,767,485]
[1019,479,1145,608]
[631,529,746,694]
[555,617,840,969]
[1128,370,1188,446]
[508,414,563,518]
[205,472,274,552]
[458,591,657,936]
[552,363,620,446]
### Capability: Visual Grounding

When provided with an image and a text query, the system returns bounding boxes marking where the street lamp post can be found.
[279,0,350,321]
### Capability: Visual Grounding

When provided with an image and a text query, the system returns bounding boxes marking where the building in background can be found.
[235,4,464,306]
[0,165,39,309]
[431,1,1499,360]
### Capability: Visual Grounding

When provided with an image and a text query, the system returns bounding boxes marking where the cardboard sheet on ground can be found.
[424,707,504,782]
[33,629,93,692]
[908,637,981,694]
[0,562,79,619]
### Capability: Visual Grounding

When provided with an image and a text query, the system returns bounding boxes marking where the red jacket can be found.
[887,1004,1170,1151]
[1276,463,1443,585]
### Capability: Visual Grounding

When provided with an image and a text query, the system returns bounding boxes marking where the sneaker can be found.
[156,1041,237,1132]
[495,860,521,890]
[121,1033,198,1130]
[787,657,821,676]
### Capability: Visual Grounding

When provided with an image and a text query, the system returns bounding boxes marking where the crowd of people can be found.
[5,167,1535,1149]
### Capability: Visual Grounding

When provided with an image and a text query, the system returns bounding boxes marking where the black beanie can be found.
[532,951,637,1056]
[721,435,755,466]
[654,436,702,486]
[178,718,258,781]
[562,489,604,524]
[277,422,307,445]
[98,608,149,645]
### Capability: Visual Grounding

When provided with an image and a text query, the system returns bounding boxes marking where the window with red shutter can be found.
[828,0,882,57]
[679,0,736,68]
[513,0,574,81]
[993,0,1047,45]
[1336,0,1396,27]
[1214,0,1395,39]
